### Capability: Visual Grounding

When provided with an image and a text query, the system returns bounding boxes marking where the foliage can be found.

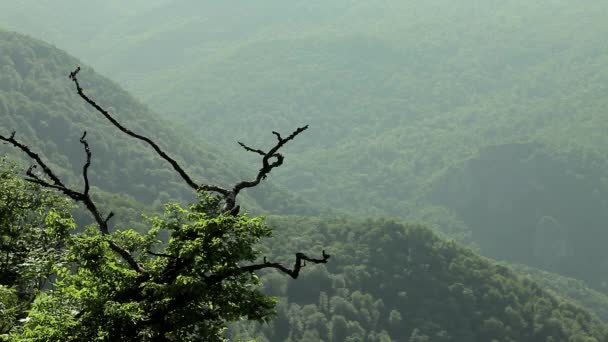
[7,193,275,341]
[0,29,318,219]
[0,159,74,335]
[230,216,608,341]
[3,1,608,291]
[7,0,606,216]
[432,143,608,289]
[1,3,608,340]
[0,285,18,338]
[510,263,608,323]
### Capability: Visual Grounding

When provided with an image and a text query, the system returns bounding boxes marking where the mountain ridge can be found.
[0,29,320,219]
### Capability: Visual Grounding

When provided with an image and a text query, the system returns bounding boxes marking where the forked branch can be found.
[69,67,228,197]
[69,66,308,213]
[2,66,328,283]
[240,250,331,278]
[206,250,330,285]
[0,131,147,275]
[233,125,308,196]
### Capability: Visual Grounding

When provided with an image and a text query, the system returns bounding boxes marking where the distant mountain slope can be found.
[2,1,607,212]
[3,1,608,291]
[0,30,319,218]
[230,216,608,341]
[509,263,608,323]
[431,143,608,289]
[127,0,608,217]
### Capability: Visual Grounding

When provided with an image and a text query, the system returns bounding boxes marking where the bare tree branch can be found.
[5,68,325,283]
[68,67,229,197]
[104,212,115,225]
[69,67,308,214]
[206,250,330,285]
[1,131,66,188]
[0,131,147,275]
[271,131,282,141]
[79,131,91,196]
[229,125,308,209]
[239,250,330,278]
[237,141,266,156]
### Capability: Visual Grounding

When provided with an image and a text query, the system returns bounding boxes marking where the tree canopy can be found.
[1,62,328,340]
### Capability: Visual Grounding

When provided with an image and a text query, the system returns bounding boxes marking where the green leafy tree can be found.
[0,68,329,341]
[0,159,74,336]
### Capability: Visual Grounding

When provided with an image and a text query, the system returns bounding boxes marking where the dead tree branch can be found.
[226,125,308,210]
[69,67,228,197]
[68,66,308,214]
[239,250,331,278]
[0,131,147,275]
[237,142,266,156]
[80,131,91,196]
[206,250,330,285]
[66,67,326,281]
[3,66,328,283]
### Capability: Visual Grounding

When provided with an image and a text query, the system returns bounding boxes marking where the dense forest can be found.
[0,30,318,220]
[2,0,607,290]
[229,216,608,341]
[1,1,608,341]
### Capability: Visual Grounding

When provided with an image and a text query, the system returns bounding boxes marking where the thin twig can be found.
[0,131,148,275]
[206,250,330,284]
[69,67,229,196]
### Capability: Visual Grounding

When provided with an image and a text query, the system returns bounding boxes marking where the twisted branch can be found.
[3,67,327,284]
[80,131,91,196]
[69,66,308,213]
[206,250,330,285]
[240,250,330,278]
[225,125,308,210]
[69,67,229,197]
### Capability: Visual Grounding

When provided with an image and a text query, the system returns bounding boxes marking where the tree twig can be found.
[69,67,229,197]
[206,250,330,285]
[239,250,330,278]
[0,131,147,275]
[69,67,308,213]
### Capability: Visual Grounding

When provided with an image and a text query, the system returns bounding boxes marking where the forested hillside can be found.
[2,1,608,340]
[4,150,608,340]
[2,0,606,211]
[0,30,317,220]
[510,263,608,323]
[2,2,607,288]
[229,216,608,341]
[432,143,608,289]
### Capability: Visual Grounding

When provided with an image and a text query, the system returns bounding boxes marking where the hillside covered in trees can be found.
[1,1,608,341]
[2,0,607,292]
[229,216,608,341]
[0,30,317,220]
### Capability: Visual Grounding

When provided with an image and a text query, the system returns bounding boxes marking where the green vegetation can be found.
[3,1,607,289]
[3,162,608,340]
[230,216,608,341]
[1,1,608,340]
[0,159,74,335]
[0,30,317,218]
[509,263,608,323]
[0,156,298,340]
[432,143,608,289]
[11,195,276,341]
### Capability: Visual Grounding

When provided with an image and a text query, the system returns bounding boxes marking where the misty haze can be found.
[1,1,608,341]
